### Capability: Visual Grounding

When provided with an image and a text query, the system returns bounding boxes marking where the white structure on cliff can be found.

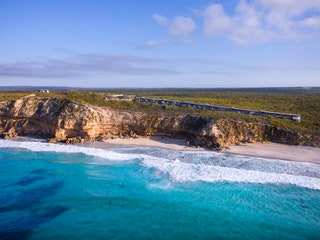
[37,89,50,93]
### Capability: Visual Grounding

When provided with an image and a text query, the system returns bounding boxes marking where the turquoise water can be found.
[0,140,320,239]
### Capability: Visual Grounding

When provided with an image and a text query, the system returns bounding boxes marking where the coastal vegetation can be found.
[0,88,319,145]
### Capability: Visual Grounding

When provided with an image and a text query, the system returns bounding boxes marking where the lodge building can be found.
[139,97,301,122]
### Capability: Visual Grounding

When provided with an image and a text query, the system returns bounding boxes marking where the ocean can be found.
[0,139,319,240]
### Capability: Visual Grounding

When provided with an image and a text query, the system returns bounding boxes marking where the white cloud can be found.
[153,14,196,37]
[231,0,277,45]
[258,0,320,16]
[203,4,233,36]
[169,16,196,36]
[299,17,320,29]
[0,53,178,78]
[201,0,320,45]
[152,14,168,26]
[203,1,274,45]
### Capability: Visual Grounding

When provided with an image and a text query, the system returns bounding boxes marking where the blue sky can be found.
[0,0,319,88]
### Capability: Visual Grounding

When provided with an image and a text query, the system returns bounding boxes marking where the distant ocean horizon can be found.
[1,139,319,239]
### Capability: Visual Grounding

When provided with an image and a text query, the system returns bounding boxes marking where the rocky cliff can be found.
[0,97,317,150]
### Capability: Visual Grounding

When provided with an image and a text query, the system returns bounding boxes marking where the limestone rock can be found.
[1,127,17,139]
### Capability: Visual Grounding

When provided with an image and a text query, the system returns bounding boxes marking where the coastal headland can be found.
[0,89,319,161]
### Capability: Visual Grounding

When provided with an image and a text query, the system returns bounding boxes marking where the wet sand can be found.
[84,136,320,164]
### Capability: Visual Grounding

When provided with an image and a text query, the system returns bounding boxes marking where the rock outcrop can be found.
[0,97,223,148]
[0,97,318,150]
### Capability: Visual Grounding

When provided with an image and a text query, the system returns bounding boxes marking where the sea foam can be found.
[142,157,320,190]
[1,139,320,190]
[0,139,140,161]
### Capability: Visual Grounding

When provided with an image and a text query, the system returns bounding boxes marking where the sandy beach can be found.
[83,136,320,165]
[224,142,320,164]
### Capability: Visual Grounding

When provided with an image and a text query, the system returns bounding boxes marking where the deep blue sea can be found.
[0,139,319,240]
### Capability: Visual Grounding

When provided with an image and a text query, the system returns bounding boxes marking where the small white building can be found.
[38,89,50,93]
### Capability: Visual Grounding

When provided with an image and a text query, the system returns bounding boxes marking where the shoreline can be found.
[84,136,202,151]
[82,136,320,165]
[4,136,320,165]
[223,142,320,164]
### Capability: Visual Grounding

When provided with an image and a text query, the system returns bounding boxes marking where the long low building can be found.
[139,97,301,122]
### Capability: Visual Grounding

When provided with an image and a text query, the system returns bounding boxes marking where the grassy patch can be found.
[0,92,32,102]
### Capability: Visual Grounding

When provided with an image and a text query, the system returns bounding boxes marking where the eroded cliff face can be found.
[0,97,317,150]
[0,97,224,149]
[0,97,139,142]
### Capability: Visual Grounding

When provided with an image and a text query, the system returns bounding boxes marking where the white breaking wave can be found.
[142,157,320,190]
[0,139,142,161]
[1,139,320,190]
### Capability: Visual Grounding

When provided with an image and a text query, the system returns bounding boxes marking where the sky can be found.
[0,0,320,88]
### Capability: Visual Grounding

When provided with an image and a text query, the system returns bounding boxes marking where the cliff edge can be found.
[0,97,317,150]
